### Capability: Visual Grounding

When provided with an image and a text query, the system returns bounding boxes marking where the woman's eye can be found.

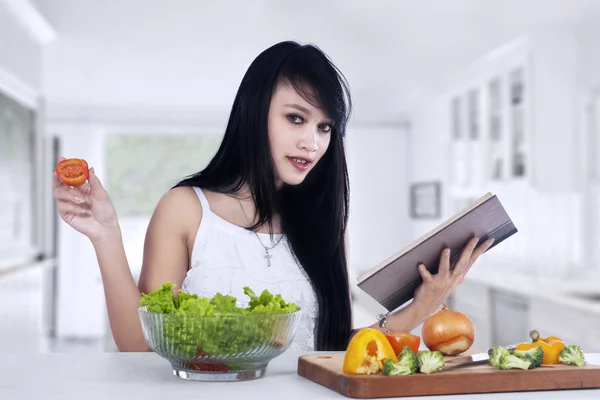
[287,114,303,124]
[320,124,332,133]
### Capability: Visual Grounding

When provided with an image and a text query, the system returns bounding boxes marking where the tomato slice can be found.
[187,348,230,372]
[56,158,89,187]
[384,331,421,355]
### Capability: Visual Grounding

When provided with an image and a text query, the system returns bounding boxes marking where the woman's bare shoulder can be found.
[138,186,203,292]
[157,186,203,217]
[149,186,204,244]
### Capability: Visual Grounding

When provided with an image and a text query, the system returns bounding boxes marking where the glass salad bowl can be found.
[138,293,302,382]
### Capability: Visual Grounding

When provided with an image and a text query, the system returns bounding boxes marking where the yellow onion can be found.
[421,304,475,356]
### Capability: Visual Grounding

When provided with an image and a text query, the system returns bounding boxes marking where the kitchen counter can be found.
[1,351,599,399]
[464,260,600,314]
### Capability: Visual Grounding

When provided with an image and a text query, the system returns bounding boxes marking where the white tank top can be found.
[181,187,319,352]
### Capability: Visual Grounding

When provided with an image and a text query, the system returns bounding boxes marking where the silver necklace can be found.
[237,198,283,267]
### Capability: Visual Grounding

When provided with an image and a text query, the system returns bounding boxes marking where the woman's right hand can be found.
[52,157,119,242]
[412,237,494,318]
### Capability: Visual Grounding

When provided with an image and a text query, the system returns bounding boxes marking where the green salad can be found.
[139,282,300,358]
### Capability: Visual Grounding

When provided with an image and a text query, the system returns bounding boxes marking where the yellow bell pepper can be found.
[542,335,563,343]
[343,328,398,374]
[519,330,565,365]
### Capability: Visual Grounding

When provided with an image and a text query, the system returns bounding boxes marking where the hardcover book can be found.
[356,192,517,311]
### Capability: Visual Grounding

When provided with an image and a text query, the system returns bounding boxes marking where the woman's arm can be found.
[93,228,148,351]
[366,302,426,333]
[349,236,494,336]
[53,162,202,352]
[95,187,198,352]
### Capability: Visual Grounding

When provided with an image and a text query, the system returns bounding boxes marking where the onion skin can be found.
[421,304,475,356]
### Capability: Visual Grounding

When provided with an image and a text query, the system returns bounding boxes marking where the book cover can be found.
[356,192,517,311]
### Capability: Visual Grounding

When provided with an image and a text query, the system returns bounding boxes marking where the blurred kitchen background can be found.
[2,0,600,354]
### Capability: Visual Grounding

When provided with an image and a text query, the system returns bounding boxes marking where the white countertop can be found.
[464,260,600,314]
[1,351,599,399]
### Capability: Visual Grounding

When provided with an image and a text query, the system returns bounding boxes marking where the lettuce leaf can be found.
[139,282,300,359]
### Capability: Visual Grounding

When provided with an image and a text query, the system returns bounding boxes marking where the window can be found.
[105,134,222,217]
[0,90,36,260]
[103,133,222,277]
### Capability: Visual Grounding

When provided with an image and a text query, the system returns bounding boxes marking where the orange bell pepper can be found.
[544,337,566,363]
[343,328,398,374]
[384,331,421,355]
[518,332,565,365]
[542,335,562,343]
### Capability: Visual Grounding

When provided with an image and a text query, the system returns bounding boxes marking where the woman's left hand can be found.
[412,237,494,318]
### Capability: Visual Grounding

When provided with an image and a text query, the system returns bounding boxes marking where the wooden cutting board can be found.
[297,353,600,398]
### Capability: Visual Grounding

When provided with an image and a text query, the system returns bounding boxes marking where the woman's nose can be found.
[298,129,318,152]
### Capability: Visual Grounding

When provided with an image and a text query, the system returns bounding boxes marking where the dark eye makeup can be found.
[286,113,333,133]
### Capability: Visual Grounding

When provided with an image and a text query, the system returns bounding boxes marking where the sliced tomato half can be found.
[384,331,421,355]
[187,348,230,372]
[56,158,89,187]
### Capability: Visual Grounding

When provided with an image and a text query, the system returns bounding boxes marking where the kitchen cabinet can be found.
[446,280,492,351]
[489,289,530,346]
[448,29,581,197]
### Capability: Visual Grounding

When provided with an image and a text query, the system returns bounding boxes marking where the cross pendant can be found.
[263,250,272,267]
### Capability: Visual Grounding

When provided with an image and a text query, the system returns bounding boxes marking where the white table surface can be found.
[1,351,599,399]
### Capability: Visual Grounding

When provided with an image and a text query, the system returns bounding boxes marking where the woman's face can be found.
[268,82,334,187]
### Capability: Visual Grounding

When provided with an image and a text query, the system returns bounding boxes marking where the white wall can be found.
[0,3,42,92]
[578,27,600,90]
[346,123,412,275]
[41,37,410,125]
[407,99,450,237]
[345,123,413,323]
[577,28,600,271]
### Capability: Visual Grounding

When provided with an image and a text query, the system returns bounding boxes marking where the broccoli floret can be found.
[513,345,543,368]
[559,345,586,367]
[417,350,444,374]
[381,346,419,376]
[489,346,510,367]
[382,358,413,376]
[399,346,420,370]
[498,353,531,370]
[519,353,539,370]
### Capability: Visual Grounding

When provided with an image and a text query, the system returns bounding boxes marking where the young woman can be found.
[52,41,493,353]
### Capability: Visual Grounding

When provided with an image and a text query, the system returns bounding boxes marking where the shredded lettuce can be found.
[139,282,300,358]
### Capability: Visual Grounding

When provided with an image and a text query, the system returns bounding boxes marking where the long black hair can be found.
[174,41,353,351]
